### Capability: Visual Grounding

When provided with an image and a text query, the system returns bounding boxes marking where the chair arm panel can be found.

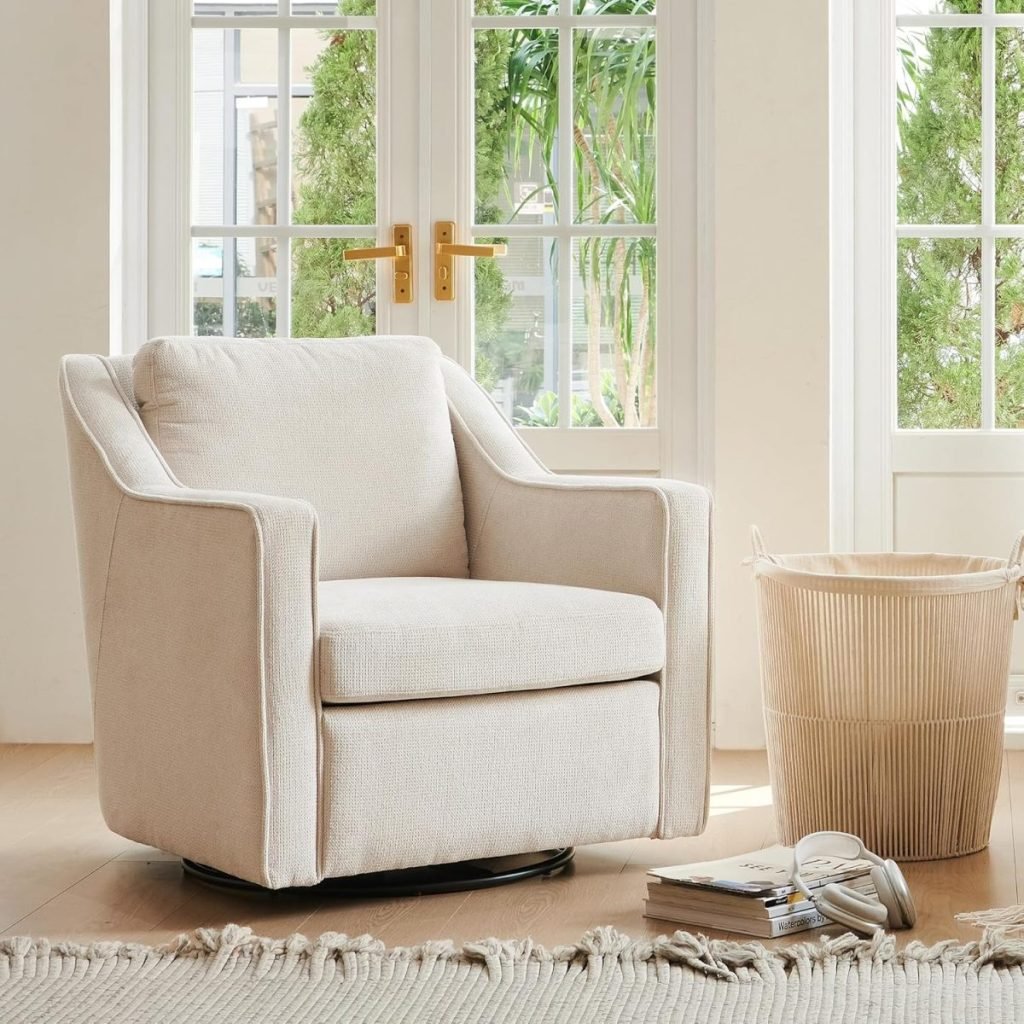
[97,486,320,888]
[61,354,320,887]
[466,452,713,838]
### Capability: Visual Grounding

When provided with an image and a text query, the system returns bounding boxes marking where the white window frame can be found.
[834,0,1024,551]
[114,0,714,482]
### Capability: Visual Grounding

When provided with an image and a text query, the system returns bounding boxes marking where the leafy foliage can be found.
[291,0,377,337]
[195,298,276,337]
[291,0,513,345]
[289,0,657,432]
[897,12,1024,427]
[493,0,657,427]
[516,372,624,427]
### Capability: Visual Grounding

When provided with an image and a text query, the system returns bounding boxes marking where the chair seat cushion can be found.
[318,577,665,703]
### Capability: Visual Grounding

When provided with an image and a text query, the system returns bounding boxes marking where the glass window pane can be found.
[997,2,1024,13]
[475,28,558,225]
[237,29,277,83]
[475,0,556,14]
[574,0,656,13]
[473,236,559,426]
[193,237,278,337]
[897,28,981,225]
[291,237,377,336]
[237,98,279,225]
[572,236,655,428]
[896,1,980,12]
[193,1,277,15]
[574,27,655,225]
[996,238,1024,427]
[997,30,1024,223]
[293,0,375,13]
[192,31,225,224]
[193,29,279,226]
[292,29,376,225]
[897,237,981,429]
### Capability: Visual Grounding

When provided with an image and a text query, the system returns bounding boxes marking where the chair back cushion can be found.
[133,336,468,580]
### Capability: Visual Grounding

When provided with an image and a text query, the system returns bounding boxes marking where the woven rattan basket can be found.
[751,527,1024,861]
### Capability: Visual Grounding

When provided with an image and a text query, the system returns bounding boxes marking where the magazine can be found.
[646,875,875,919]
[648,844,872,899]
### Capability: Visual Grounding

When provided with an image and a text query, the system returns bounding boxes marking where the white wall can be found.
[0,2,108,741]
[712,0,831,748]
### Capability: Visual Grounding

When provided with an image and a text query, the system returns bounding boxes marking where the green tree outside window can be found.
[898,6,1024,427]
[291,0,656,429]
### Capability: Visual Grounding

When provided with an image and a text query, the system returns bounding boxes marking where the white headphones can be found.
[792,832,917,936]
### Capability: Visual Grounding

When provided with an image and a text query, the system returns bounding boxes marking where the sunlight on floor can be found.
[708,783,774,817]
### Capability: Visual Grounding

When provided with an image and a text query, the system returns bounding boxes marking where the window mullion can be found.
[557,21,573,431]
[276,24,292,338]
[982,20,995,429]
[223,30,239,336]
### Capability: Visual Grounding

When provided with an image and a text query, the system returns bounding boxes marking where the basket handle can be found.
[1008,530,1024,571]
[1008,531,1024,620]
[750,525,778,565]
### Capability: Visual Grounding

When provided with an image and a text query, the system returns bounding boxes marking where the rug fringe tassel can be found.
[957,906,1024,929]
[7,925,1024,981]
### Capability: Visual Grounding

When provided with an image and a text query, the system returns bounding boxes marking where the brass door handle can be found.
[341,225,413,304]
[434,221,506,301]
[435,242,508,258]
[344,244,406,261]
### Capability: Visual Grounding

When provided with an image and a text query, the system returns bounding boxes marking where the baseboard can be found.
[1005,675,1024,750]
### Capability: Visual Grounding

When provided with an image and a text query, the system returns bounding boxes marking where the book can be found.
[643,901,832,939]
[646,875,875,920]
[648,844,872,899]
[643,845,876,939]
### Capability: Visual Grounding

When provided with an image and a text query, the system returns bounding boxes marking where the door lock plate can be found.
[393,224,413,304]
[435,221,456,301]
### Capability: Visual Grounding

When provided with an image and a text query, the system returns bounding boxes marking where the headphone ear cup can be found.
[873,861,917,929]
[815,883,888,936]
[870,865,900,927]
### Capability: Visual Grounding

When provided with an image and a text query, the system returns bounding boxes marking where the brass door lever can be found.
[435,242,507,258]
[342,224,413,304]
[434,221,507,301]
[345,244,406,260]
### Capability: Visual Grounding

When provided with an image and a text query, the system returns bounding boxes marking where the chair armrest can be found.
[94,484,320,888]
[470,472,709,603]
[61,355,320,887]
[442,367,714,838]
[472,468,714,840]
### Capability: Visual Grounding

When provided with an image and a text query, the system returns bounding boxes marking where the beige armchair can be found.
[60,336,712,890]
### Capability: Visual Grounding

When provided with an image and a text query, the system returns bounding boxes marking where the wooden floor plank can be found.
[0,744,63,790]
[0,744,1017,948]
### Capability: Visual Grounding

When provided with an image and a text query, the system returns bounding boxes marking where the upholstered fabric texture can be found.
[133,336,469,580]
[60,354,319,888]
[318,576,665,702]
[321,681,661,876]
[442,359,714,839]
[60,340,713,887]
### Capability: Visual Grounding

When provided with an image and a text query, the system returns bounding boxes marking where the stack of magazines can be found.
[643,845,875,938]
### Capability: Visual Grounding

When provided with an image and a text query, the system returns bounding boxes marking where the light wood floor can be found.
[1,744,1018,948]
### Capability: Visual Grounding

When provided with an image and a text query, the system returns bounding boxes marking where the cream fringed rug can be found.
[3,925,1024,1024]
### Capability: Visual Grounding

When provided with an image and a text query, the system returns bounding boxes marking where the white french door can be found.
[144,0,702,476]
[841,0,1024,726]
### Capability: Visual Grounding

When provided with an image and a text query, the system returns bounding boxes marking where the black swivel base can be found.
[182,847,575,897]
